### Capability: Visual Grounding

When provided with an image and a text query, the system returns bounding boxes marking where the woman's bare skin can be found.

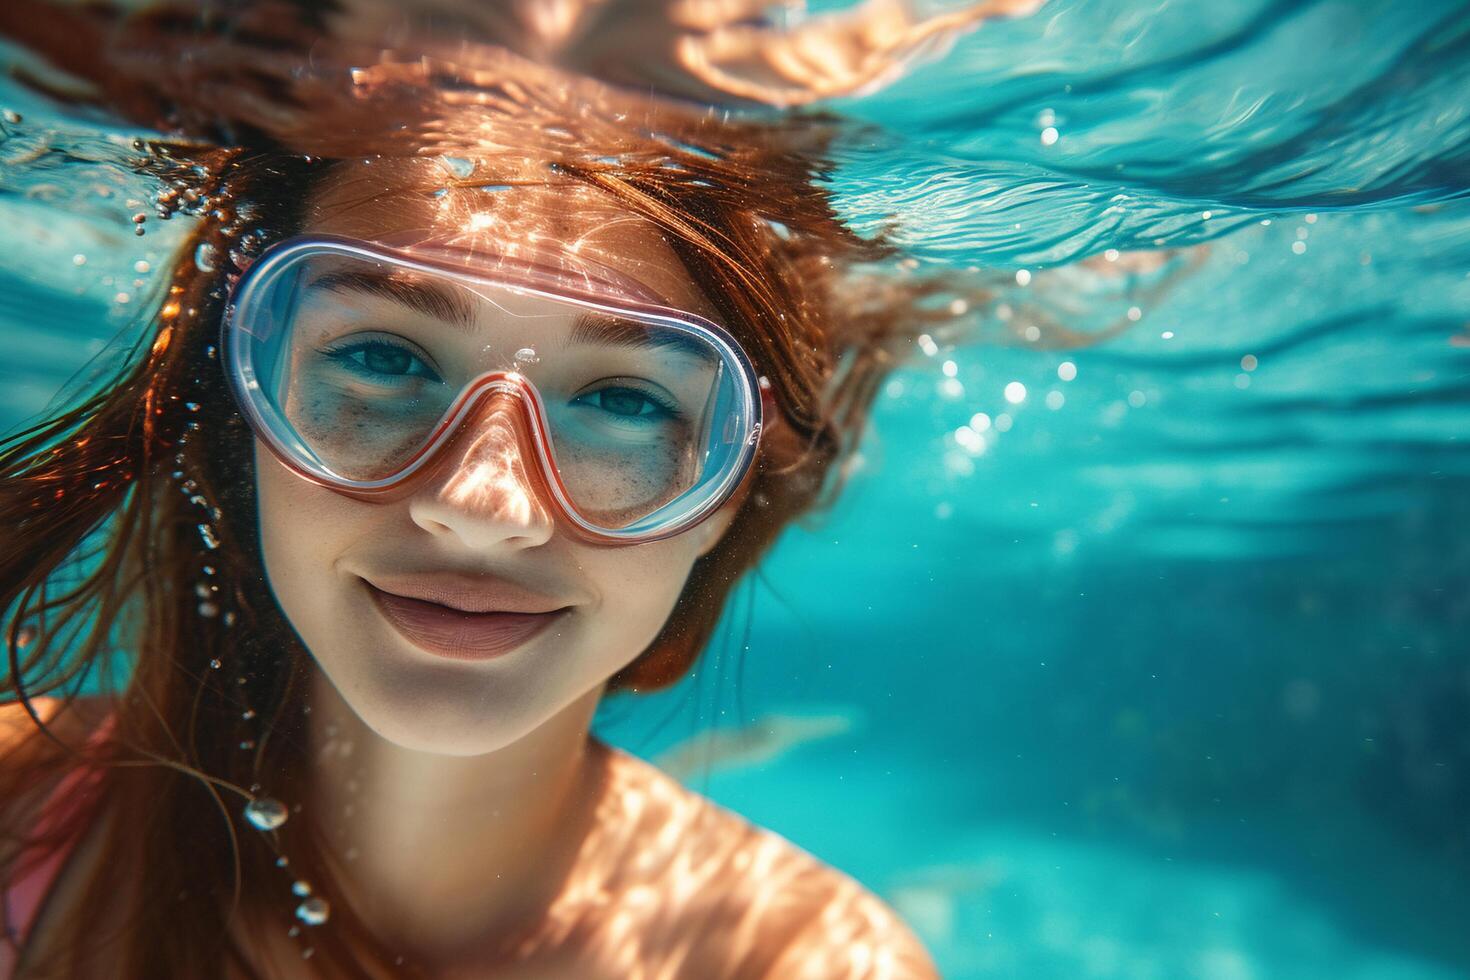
[6,698,937,978]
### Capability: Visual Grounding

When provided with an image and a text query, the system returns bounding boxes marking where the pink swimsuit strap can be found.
[1,715,115,977]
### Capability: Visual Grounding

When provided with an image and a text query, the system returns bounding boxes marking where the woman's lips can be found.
[365,583,566,661]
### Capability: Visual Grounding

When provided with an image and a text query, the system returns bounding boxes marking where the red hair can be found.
[0,5,964,975]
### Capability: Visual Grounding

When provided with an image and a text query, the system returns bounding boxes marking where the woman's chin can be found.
[307,640,607,758]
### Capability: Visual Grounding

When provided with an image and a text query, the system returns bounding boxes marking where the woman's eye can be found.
[325,340,439,382]
[575,386,676,421]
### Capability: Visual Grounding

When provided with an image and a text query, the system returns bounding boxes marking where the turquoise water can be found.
[4,1,1470,977]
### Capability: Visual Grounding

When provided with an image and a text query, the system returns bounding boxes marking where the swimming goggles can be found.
[222,236,765,544]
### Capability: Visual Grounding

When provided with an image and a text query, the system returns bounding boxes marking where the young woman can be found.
[0,7,964,978]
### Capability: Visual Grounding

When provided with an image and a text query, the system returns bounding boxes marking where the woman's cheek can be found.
[577,538,703,666]
[254,443,359,638]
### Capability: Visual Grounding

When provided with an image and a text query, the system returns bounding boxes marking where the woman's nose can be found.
[407,397,556,551]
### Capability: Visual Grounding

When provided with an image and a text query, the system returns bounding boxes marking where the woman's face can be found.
[254,160,739,755]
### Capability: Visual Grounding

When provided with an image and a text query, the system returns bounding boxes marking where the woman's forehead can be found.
[303,158,713,314]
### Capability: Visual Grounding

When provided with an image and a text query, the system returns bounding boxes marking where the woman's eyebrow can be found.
[303,272,717,362]
[569,311,717,364]
[305,269,476,328]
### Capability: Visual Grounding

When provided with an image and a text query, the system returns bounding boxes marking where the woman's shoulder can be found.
[0,695,112,761]
[0,694,114,833]
[0,694,115,832]
[0,696,118,977]
[589,743,940,979]
[0,696,58,750]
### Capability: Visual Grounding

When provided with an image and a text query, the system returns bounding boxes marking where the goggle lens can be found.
[227,240,761,540]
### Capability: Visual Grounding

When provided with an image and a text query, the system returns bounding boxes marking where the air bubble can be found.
[292,881,312,897]
[195,243,218,272]
[438,155,474,179]
[243,797,289,831]
[198,601,220,618]
[198,524,220,549]
[295,897,330,926]
[513,347,539,365]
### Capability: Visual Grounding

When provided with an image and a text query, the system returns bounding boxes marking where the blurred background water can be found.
[3,0,1470,977]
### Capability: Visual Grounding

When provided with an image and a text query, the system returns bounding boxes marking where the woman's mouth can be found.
[364,580,568,661]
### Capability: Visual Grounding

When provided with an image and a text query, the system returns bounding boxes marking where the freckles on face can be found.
[551,437,691,528]
[288,375,438,480]
[252,438,721,755]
